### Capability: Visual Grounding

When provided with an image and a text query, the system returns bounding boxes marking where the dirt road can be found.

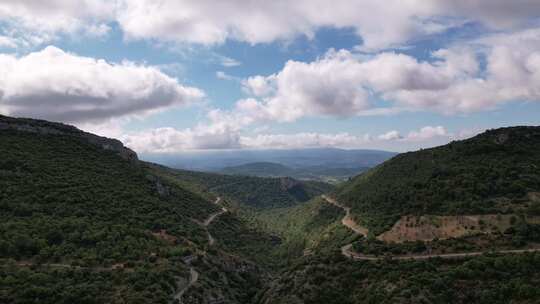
[203,197,227,246]
[341,243,540,261]
[173,267,199,303]
[322,195,368,236]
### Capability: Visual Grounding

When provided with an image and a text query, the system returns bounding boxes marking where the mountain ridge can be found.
[336,125,540,234]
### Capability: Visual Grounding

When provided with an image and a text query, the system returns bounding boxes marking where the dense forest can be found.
[0,117,268,303]
[337,126,540,234]
[258,252,540,304]
[145,163,334,209]
[219,161,369,183]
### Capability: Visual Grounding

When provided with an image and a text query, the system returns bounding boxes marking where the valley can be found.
[2,115,540,303]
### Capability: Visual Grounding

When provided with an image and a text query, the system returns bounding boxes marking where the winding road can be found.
[173,197,227,303]
[173,267,199,303]
[322,195,368,236]
[322,195,540,261]
[204,197,227,246]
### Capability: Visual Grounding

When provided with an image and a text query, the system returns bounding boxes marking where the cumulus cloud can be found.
[0,46,205,123]
[242,75,276,97]
[1,1,538,51]
[0,0,114,48]
[376,126,448,142]
[378,130,402,141]
[241,132,377,150]
[219,56,241,67]
[238,50,372,122]
[120,120,456,153]
[405,126,448,141]
[216,71,237,81]
[237,28,540,122]
[121,126,242,153]
[121,110,244,153]
[114,0,540,50]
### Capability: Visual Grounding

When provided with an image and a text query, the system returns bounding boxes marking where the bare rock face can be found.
[279,177,299,191]
[0,115,138,162]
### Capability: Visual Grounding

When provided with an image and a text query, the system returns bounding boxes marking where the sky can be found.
[0,1,539,154]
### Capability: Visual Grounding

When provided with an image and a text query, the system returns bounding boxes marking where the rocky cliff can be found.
[0,115,138,162]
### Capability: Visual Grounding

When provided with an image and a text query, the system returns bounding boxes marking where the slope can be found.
[145,163,334,209]
[220,161,369,183]
[0,115,266,304]
[337,126,540,235]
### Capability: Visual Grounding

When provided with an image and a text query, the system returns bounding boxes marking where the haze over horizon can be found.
[1,1,539,154]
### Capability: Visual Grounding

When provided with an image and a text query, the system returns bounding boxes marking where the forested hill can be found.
[0,114,138,162]
[221,162,293,177]
[0,115,269,303]
[337,126,540,234]
[145,162,334,209]
[219,161,369,183]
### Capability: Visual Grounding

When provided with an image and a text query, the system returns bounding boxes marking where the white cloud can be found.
[405,126,447,141]
[377,126,448,142]
[1,1,538,51]
[115,0,540,50]
[0,0,114,48]
[219,56,241,67]
[240,132,372,150]
[121,126,241,153]
[120,119,457,153]
[121,111,245,153]
[378,130,402,141]
[435,1,540,29]
[0,46,205,124]
[238,50,372,122]
[237,28,540,122]
[242,75,276,97]
[216,71,237,81]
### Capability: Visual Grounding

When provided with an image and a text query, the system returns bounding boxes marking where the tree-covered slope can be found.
[337,126,540,234]
[0,116,266,303]
[221,162,294,177]
[220,161,369,183]
[257,252,540,304]
[145,163,334,209]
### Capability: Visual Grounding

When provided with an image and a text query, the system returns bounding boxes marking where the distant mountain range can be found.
[142,148,397,173]
[219,161,370,183]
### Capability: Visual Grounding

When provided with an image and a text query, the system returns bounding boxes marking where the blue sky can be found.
[0,1,539,153]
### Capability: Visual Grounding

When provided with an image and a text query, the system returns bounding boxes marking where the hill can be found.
[220,162,369,183]
[256,126,540,304]
[145,163,334,209]
[336,126,540,235]
[0,115,270,303]
[221,162,294,177]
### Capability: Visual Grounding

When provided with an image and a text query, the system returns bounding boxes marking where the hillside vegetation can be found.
[337,126,540,234]
[220,161,369,183]
[145,163,334,209]
[232,197,356,265]
[0,116,266,303]
[258,252,540,304]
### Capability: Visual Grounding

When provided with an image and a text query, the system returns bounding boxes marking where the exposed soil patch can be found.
[378,214,540,243]
[151,229,178,244]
